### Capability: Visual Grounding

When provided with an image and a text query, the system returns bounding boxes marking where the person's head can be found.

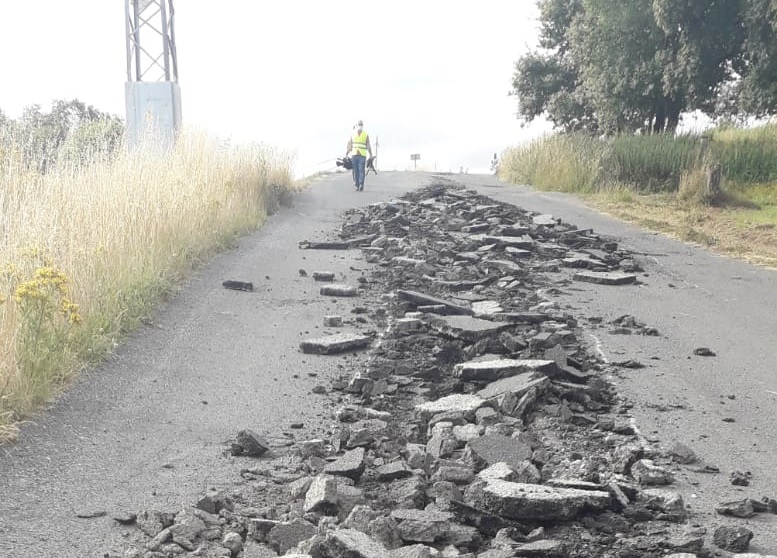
[356,119,364,132]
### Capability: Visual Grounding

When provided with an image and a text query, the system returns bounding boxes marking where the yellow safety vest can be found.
[351,130,368,157]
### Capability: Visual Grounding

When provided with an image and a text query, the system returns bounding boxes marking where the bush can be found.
[677,165,715,204]
[1,100,123,174]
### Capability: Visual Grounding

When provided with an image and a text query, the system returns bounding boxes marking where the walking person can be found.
[345,120,373,191]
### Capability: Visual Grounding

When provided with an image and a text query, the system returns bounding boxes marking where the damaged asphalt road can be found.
[1,172,777,557]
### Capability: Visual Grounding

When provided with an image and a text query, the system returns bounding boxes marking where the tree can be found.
[513,53,598,133]
[570,0,670,133]
[513,0,755,134]
[652,0,745,118]
[512,0,599,132]
[736,0,777,116]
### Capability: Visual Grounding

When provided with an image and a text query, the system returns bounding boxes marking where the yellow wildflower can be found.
[60,298,82,324]
[14,280,45,303]
[35,267,68,295]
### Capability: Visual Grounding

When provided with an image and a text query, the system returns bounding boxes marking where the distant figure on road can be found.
[490,152,499,174]
[346,120,373,191]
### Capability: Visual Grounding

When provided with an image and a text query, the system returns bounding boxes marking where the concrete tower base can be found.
[125,81,182,148]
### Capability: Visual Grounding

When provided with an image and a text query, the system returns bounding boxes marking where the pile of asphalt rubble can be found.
[116,181,776,558]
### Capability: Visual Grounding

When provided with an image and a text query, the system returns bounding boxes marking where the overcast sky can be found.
[0,1,551,175]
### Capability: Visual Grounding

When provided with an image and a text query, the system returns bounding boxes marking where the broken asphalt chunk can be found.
[304,474,339,513]
[640,489,686,520]
[376,461,413,482]
[454,359,556,383]
[614,359,645,369]
[668,442,698,465]
[222,280,253,291]
[714,525,754,552]
[268,518,317,554]
[75,509,107,519]
[397,289,473,316]
[316,528,388,558]
[299,240,351,250]
[392,256,427,267]
[313,271,336,281]
[428,315,511,342]
[573,271,637,285]
[231,429,270,457]
[390,509,454,543]
[323,447,366,480]
[490,312,551,324]
[415,394,486,421]
[716,498,758,518]
[533,214,560,226]
[462,223,491,233]
[300,333,371,355]
[465,434,533,472]
[472,234,535,250]
[465,479,611,521]
[320,284,358,297]
[482,259,526,275]
[476,374,550,407]
[631,459,674,486]
[730,470,751,486]
[196,490,234,514]
[434,278,495,293]
[323,315,343,327]
[111,512,137,525]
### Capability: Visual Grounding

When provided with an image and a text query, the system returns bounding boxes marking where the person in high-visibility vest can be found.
[345,119,373,191]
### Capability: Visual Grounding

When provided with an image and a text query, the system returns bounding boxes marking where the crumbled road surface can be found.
[1,171,776,557]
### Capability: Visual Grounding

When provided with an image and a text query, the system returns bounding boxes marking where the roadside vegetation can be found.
[503,0,777,268]
[0,100,294,440]
[500,126,777,267]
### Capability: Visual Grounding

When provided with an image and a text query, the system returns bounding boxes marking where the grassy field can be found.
[500,125,777,269]
[0,132,294,440]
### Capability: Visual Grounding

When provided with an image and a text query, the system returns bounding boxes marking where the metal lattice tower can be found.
[124,0,182,147]
[125,0,178,83]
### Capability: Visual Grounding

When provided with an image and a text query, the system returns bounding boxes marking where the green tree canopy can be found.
[514,0,772,134]
[570,0,669,133]
[737,0,777,116]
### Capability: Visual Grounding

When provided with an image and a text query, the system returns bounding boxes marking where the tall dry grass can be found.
[0,131,294,439]
[500,123,777,197]
[499,124,777,269]
[499,134,605,193]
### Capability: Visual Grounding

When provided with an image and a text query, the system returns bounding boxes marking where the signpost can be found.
[410,153,420,169]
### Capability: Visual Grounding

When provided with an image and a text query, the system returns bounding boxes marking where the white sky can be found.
[0,1,552,176]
